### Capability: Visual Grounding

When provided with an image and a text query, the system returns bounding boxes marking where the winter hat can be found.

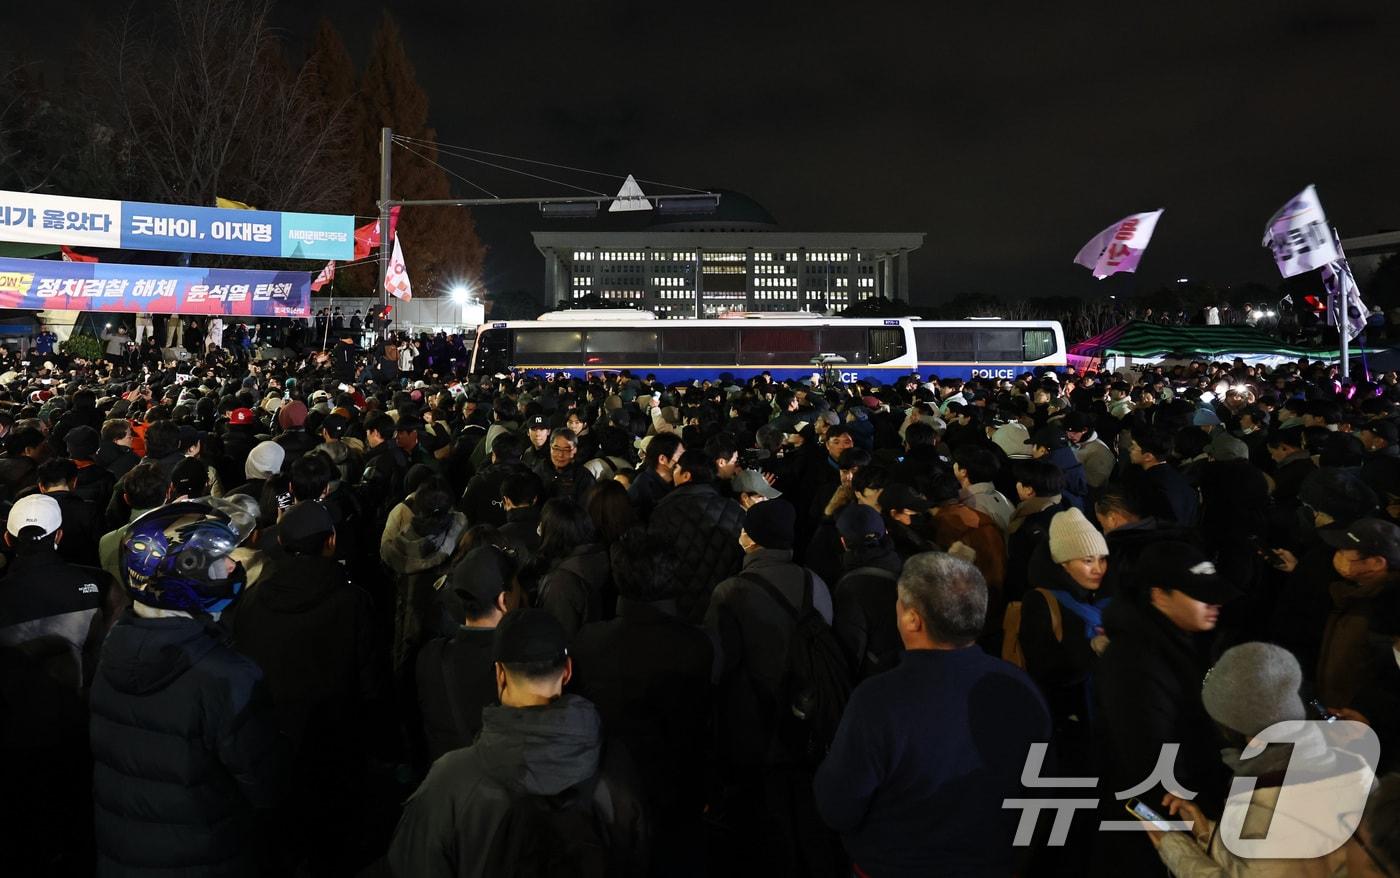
[743,498,796,550]
[1048,507,1109,563]
[1207,431,1250,462]
[244,440,286,480]
[1201,642,1306,738]
[65,425,100,460]
[1192,409,1222,427]
[277,400,308,430]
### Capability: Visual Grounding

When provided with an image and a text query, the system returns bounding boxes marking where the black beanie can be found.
[744,499,796,550]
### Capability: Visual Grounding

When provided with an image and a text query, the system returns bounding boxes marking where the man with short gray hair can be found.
[814,553,1050,877]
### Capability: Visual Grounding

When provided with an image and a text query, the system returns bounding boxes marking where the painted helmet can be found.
[122,501,245,615]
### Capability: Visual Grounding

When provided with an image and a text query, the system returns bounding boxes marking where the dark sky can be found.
[15,1,1400,305]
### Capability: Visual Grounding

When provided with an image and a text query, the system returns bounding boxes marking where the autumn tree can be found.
[355,12,486,298]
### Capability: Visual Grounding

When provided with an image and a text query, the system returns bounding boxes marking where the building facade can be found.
[530,195,923,317]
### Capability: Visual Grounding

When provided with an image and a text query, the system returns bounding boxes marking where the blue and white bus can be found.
[469,311,1065,383]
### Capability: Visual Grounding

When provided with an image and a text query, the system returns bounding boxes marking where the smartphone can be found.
[1125,797,1173,832]
[1247,535,1289,569]
[1308,698,1338,723]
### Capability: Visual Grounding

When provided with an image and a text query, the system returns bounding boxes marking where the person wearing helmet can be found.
[88,501,282,875]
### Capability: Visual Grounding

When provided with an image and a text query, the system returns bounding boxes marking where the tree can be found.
[488,288,544,320]
[355,13,486,298]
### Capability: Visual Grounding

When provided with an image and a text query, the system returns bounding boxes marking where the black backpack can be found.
[482,777,610,878]
[737,569,853,762]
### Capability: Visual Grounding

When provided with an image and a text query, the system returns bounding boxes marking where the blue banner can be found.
[0,256,310,317]
[0,190,353,260]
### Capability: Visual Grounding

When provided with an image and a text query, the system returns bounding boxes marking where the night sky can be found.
[13,1,1400,304]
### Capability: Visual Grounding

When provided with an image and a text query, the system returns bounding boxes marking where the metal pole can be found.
[378,127,393,320]
[380,193,719,210]
[1339,264,1350,380]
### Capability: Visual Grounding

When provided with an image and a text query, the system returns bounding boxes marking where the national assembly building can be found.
[531,192,923,318]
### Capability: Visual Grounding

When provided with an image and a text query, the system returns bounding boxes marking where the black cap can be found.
[1299,469,1378,523]
[451,546,515,614]
[170,457,209,497]
[321,412,349,438]
[1134,541,1241,605]
[277,501,335,553]
[1063,411,1095,432]
[65,425,100,459]
[880,482,936,514]
[394,416,422,433]
[1026,426,1069,450]
[493,608,569,664]
[527,415,549,430]
[836,504,886,542]
[1319,518,1400,568]
[177,425,204,451]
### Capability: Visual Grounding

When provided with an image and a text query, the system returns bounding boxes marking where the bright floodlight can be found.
[450,285,470,304]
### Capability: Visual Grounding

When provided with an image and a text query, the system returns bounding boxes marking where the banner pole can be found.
[1338,263,1350,381]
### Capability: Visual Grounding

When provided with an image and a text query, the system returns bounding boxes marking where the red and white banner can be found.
[386,237,412,301]
[1073,210,1164,279]
[60,245,98,263]
[310,260,335,292]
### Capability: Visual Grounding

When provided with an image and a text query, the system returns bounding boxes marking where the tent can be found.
[1068,320,1383,372]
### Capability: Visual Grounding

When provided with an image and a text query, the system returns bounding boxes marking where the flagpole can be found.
[323,291,333,352]
[1338,261,1350,381]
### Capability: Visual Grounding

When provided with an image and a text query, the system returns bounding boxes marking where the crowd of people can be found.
[1,320,1399,877]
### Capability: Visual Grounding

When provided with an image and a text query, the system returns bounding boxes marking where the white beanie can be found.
[1048,507,1109,563]
[245,440,286,480]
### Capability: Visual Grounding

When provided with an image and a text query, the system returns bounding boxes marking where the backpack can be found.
[1001,587,1063,670]
[481,776,610,878]
[737,568,852,762]
[835,565,901,677]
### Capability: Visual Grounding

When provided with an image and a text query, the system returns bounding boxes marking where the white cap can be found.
[7,494,61,538]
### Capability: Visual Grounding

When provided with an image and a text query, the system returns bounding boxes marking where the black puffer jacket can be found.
[538,543,612,639]
[647,482,744,622]
[89,611,282,876]
[830,542,904,681]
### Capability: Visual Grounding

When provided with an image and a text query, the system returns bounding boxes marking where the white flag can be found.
[608,174,652,212]
[1073,210,1163,279]
[386,237,412,301]
[1262,185,1340,278]
[1320,232,1368,341]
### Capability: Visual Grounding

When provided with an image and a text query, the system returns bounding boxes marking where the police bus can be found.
[469,311,1065,383]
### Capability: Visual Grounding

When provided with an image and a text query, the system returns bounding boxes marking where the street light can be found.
[450,285,471,304]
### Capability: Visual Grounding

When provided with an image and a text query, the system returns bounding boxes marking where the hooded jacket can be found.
[89,611,282,876]
[387,694,646,878]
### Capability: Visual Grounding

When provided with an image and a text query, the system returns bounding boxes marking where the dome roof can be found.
[649,189,778,231]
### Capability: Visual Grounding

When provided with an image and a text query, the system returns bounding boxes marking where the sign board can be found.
[0,190,353,261]
[0,256,311,317]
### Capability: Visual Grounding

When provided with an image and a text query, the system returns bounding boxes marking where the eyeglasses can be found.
[550,444,574,453]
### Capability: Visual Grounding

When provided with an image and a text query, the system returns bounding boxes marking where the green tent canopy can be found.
[1069,320,1376,364]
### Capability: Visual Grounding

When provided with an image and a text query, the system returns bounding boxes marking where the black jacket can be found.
[96,441,140,481]
[831,543,904,681]
[388,694,647,878]
[539,543,612,639]
[647,482,744,622]
[461,461,530,529]
[415,626,499,763]
[0,545,114,687]
[626,467,671,523]
[498,506,542,572]
[219,424,263,490]
[89,611,282,876]
[570,597,714,823]
[533,458,596,505]
[73,460,118,509]
[1129,462,1199,528]
[223,553,387,758]
[48,489,102,568]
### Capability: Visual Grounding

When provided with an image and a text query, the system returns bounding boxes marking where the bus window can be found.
[513,329,583,365]
[660,327,738,364]
[819,327,868,364]
[868,328,907,364]
[473,327,510,374]
[585,329,659,365]
[913,327,974,361]
[974,328,1022,362]
[1023,329,1057,360]
[738,327,819,365]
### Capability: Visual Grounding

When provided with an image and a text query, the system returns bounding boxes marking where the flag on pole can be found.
[1262,185,1340,278]
[608,174,652,212]
[60,245,98,263]
[215,197,256,210]
[1319,230,1368,341]
[353,207,402,261]
[1072,210,1164,279]
[386,237,412,301]
[311,260,336,293]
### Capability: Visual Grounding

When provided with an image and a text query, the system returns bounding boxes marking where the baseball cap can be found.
[7,494,61,539]
[450,546,515,614]
[731,469,781,499]
[836,503,886,542]
[1063,411,1095,432]
[309,389,331,405]
[228,407,255,426]
[1134,541,1240,604]
[1025,426,1069,451]
[1319,518,1400,568]
[880,482,936,514]
[277,501,335,553]
[493,608,569,665]
[321,413,349,438]
[395,416,423,433]
[527,415,549,430]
